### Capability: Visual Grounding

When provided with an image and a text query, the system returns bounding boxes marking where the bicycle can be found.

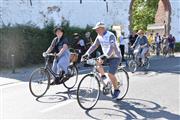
[76,56,129,110]
[128,48,150,73]
[29,53,78,97]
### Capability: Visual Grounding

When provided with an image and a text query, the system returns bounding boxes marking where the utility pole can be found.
[30,0,32,6]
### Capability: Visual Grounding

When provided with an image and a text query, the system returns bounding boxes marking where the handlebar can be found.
[81,54,107,66]
[42,52,56,58]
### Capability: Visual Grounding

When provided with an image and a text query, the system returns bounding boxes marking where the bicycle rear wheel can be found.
[112,67,129,100]
[128,60,137,73]
[63,65,78,89]
[77,74,100,110]
[29,68,50,97]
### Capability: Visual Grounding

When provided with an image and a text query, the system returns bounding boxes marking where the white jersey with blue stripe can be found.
[87,31,122,58]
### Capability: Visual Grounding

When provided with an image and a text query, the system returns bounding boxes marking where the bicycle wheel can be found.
[144,57,150,70]
[112,68,129,100]
[77,74,100,110]
[29,68,50,97]
[128,60,137,73]
[63,65,78,89]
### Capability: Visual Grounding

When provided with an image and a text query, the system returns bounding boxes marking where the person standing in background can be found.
[119,32,126,61]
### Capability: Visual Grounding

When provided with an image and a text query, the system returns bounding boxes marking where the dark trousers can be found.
[120,45,125,61]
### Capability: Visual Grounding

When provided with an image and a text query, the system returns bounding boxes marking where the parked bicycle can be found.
[128,48,150,73]
[77,56,129,110]
[29,53,78,97]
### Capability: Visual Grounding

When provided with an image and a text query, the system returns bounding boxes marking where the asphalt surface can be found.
[0,53,180,120]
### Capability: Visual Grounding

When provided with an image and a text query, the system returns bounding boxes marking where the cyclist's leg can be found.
[108,58,121,99]
[57,52,70,74]
[96,60,106,77]
[108,58,121,90]
[52,58,58,74]
[141,47,148,65]
[50,58,58,84]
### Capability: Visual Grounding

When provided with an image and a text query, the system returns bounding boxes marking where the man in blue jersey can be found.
[82,22,122,99]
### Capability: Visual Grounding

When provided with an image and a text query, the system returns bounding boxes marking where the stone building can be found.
[0,0,179,41]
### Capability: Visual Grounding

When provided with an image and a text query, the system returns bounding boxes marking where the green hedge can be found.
[175,42,180,52]
[0,22,97,68]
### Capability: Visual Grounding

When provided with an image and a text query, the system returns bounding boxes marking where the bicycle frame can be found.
[43,56,60,79]
[85,58,109,87]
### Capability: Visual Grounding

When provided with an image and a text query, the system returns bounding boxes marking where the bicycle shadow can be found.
[36,95,68,103]
[56,88,77,99]
[85,98,180,120]
[35,88,77,103]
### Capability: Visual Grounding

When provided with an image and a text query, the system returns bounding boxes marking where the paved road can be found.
[0,54,180,119]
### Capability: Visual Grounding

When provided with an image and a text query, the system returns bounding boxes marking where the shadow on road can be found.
[35,88,78,103]
[0,55,179,83]
[36,94,68,103]
[85,98,180,120]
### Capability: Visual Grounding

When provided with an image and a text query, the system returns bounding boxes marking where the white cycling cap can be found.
[92,22,105,29]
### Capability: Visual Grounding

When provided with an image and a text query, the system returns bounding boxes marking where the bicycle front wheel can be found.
[144,57,150,70]
[113,67,129,100]
[128,60,137,73]
[63,65,78,89]
[29,68,50,97]
[77,74,100,110]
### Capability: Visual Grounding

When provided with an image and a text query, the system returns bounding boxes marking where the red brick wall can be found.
[155,0,171,35]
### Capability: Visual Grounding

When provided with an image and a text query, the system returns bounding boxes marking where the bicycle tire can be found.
[29,67,50,97]
[144,57,150,70]
[63,65,78,89]
[111,67,129,100]
[77,74,100,110]
[128,60,137,73]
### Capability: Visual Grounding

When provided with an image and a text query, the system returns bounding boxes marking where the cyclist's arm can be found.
[56,44,68,57]
[141,36,148,48]
[46,38,56,53]
[85,37,100,55]
[106,35,121,58]
[132,36,139,48]
[56,38,69,57]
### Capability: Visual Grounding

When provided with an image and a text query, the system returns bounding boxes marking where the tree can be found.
[131,0,159,31]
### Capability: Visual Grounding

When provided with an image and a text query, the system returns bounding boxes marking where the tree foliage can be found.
[131,0,159,31]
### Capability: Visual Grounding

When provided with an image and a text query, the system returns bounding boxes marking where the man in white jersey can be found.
[82,22,122,99]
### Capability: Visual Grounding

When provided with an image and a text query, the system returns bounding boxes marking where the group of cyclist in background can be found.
[147,32,176,57]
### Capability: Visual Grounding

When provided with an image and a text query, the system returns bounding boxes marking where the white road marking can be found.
[0,82,26,89]
[40,99,75,113]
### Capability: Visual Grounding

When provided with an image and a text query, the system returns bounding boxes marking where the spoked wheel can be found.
[63,65,78,89]
[143,57,150,70]
[77,74,100,110]
[29,68,50,97]
[111,67,129,100]
[128,60,137,73]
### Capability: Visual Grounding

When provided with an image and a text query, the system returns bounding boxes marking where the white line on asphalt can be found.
[40,99,75,113]
[0,88,3,120]
[0,82,26,89]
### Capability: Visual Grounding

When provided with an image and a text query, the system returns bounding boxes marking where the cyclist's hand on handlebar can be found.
[42,52,48,57]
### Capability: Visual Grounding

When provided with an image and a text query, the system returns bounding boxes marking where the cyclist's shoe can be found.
[62,73,71,82]
[50,77,61,85]
[112,89,120,100]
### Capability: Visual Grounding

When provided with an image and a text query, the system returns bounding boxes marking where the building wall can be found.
[0,0,131,36]
[169,0,180,41]
[0,0,179,41]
